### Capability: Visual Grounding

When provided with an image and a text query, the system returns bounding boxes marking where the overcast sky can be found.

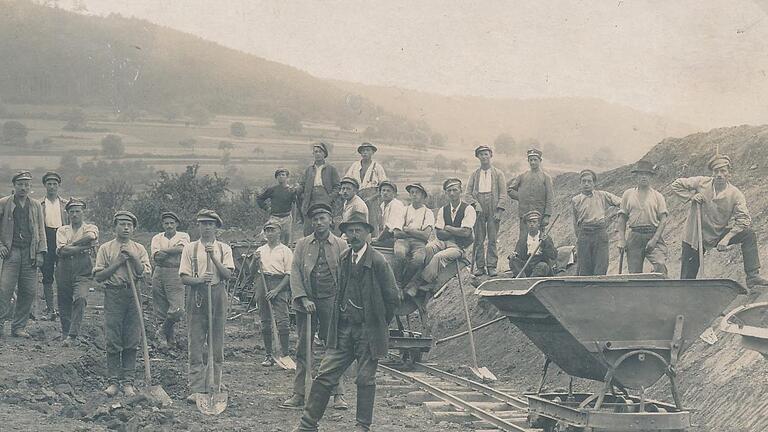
[71,1,768,128]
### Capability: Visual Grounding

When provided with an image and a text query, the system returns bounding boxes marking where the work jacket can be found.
[290,232,347,311]
[513,234,557,268]
[327,245,399,359]
[297,164,341,216]
[465,166,508,213]
[0,194,47,259]
[40,195,69,227]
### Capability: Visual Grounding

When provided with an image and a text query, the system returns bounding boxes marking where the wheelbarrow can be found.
[476,274,746,431]
[720,301,768,358]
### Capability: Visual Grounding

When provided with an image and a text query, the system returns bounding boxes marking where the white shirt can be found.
[44,197,63,228]
[380,198,406,231]
[351,243,367,264]
[402,205,435,230]
[527,232,542,256]
[435,203,477,229]
[478,169,493,193]
[150,231,191,258]
[179,240,235,285]
[345,160,388,190]
[256,243,293,275]
[56,223,99,253]
[313,164,325,187]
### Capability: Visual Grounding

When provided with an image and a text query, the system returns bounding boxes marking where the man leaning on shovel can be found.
[179,209,234,404]
[671,153,768,289]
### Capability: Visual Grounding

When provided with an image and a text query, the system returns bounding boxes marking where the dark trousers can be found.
[0,246,38,332]
[626,228,668,275]
[293,298,343,398]
[298,321,378,431]
[576,227,609,276]
[681,228,760,279]
[256,274,291,356]
[186,282,227,393]
[104,285,141,384]
[56,254,92,337]
[474,193,499,270]
[41,226,58,311]
[152,266,185,339]
[509,255,552,277]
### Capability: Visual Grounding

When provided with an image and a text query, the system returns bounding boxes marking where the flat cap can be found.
[160,211,181,224]
[274,168,290,178]
[339,211,374,233]
[474,145,493,157]
[579,169,597,182]
[263,218,282,231]
[113,210,138,226]
[313,142,329,157]
[357,142,378,154]
[42,171,62,184]
[65,197,86,211]
[708,154,732,171]
[527,148,543,160]
[12,171,33,183]
[340,176,360,189]
[442,178,462,191]
[195,209,223,228]
[405,182,428,197]
[307,202,333,218]
[631,160,656,175]
[378,180,397,192]
[523,210,542,222]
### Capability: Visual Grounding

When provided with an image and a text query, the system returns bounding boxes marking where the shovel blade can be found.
[470,367,498,383]
[197,391,228,415]
[143,385,173,407]
[275,355,297,371]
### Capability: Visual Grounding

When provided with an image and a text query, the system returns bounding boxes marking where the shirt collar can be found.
[351,243,368,264]
[311,233,332,244]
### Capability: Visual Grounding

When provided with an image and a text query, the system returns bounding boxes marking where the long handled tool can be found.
[516,213,561,278]
[455,260,497,382]
[197,255,228,415]
[125,265,172,406]
[304,312,313,400]
[258,258,296,370]
[618,250,625,275]
[697,202,705,278]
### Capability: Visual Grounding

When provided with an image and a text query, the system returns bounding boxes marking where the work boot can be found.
[104,383,120,397]
[355,385,376,429]
[746,273,768,289]
[12,329,31,339]
[487,268,498,277]
[332,394,349,410]
[122,384,137,397]
[261,354,276,367]
[353,425,370,432]
[155,329,169,351]
[280,394,305,410]
[473,267,485,277]
[62,336,80,347]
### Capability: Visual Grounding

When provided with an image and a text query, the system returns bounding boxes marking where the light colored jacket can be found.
[466,166,508,212]
[0,194,47,259]
[40,195,69,227]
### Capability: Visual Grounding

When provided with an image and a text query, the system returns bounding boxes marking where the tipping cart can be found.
[476,275,746,432]
[720,301,768,358]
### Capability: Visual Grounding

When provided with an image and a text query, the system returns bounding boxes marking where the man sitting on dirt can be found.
[617,160,669,275]
[507,148,555,240]
[415,178,475,295]
[55,198,98,347]
[466,145,507,277]
[93,211,151,397]
[150,211,190,350]
[297,143,341,236]
[372,180,405,248]
[336,177,369,235]
[293,211,399,432]
[253,219,293,367]
[571,169,621,275]
[179,209,234,404]
[345,142,388,236]
[282,203,348,411]
[393,183,434,292]
[671,154,768,289]
[508,210,557,277]
[257,168,298,245]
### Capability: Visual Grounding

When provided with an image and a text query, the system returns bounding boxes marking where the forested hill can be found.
[0,1,401,128]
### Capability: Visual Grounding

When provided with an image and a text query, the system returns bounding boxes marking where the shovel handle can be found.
[618,250,624,275]
[516,213,560,278]
[304,313,313,400]
[125,264,152,385]
[456,260,480,369]
[696,203,705,277]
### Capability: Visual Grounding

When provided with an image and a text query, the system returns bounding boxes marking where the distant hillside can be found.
[0,0,430,141]
[333,81,697,163]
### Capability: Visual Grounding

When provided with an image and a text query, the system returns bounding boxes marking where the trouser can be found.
[576,226,609,276]
[303,187,333,236]
[56,253,92,337]
[256,274,291,356]
[186,282,227,393]
[359,188,380,237]
[104,284,141,384]
[509,255,552,277]
[626,228,668,275]
[422,240,464,283]
[270,213,293,245]
[41,226,58,312]
[293,300,343,398]
[152,266,185,339]
[680,228,760,279]
[393,238,427,288]
[518,215,547,241]
[473,193,499,270]
[298,320,378,431]
[0,245,38,333]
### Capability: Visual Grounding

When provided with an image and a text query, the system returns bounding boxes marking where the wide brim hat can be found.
[378,180,397,192]
[65,197,86,211]
[526,148,543,160]
[442,178,462,191]
[474,145,493,157]
[522,210,542,222]
[357,142,378,154]
[631,160,657,175]
[42,171,62,184]
[339,211,374,233]
[12,171,32,183]
[307,202,333,218]
[195,209,223,228]
[160,211,182,224]
[113,210,138,226]
[708,154,731,171]
[312,142,329,157]
[340,176,360,189]
[405,183,428,197]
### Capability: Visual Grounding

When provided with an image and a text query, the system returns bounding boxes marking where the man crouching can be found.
[294,212,399,432]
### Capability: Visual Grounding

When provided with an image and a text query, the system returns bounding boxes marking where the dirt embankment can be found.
[428,125,768,431]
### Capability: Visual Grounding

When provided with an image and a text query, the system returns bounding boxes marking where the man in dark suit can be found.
[508,210,557,277]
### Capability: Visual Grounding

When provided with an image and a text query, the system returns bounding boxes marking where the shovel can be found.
[618,249,625,275]
[197,256,228,415]
[257,260,296,370]
[304,312,313,400]
[455,260,497,382]
[697,202,705,278]
[125,265,173,407]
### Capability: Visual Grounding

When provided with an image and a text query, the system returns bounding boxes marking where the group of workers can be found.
[0,140,765,432]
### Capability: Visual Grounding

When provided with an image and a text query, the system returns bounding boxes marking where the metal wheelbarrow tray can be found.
[720,301,768,357]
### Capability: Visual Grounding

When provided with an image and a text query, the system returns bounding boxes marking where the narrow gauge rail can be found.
[377,362,535,432]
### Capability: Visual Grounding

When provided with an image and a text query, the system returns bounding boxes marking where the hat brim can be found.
[357,145,377,153]
[475,149,493,157]
[339,220,374,233]
[405,185,427,197]
[197,217,222,227]
[631,169,656,175]
[340,180,359,188]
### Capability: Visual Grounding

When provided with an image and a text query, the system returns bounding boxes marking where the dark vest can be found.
[442,202,474,249]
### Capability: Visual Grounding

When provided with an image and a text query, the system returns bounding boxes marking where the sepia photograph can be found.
[1,1,767,430]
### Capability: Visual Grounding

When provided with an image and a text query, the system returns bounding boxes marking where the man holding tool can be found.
[150,211,189,350]
[508,210,557,277]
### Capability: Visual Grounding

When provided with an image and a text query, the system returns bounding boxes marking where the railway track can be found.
[377,362,537,432]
